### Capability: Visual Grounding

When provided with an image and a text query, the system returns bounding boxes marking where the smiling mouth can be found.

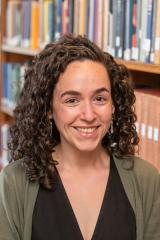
[74,126,99,133]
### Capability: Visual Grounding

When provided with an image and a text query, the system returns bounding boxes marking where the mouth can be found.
[73,126,100,136]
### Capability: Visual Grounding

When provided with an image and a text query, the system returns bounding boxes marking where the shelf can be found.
[1,45,40,56]
[1,45,160,74]
[0,105,14,117]
[116,59,160,74]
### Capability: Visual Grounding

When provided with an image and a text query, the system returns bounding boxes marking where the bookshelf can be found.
[0,0,160,170]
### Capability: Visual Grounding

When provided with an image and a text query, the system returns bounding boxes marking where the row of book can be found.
[2,63,25,111]
[4,0,160,64]
[135,89,160,171]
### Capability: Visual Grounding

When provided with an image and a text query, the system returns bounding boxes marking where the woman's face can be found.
[51,60,114,153]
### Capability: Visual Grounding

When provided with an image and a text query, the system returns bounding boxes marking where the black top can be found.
[32,157,136,240]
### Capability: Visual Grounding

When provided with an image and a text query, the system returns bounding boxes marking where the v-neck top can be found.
[31,157,136,240]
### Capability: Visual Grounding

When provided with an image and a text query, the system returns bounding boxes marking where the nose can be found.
[81,101,96,122]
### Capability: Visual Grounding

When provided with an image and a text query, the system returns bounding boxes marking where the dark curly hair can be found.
[9,34,139,189]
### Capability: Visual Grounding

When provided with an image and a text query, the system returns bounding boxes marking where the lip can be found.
[73,126,100,137]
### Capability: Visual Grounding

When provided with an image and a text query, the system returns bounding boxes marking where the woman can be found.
[0,34,160,240]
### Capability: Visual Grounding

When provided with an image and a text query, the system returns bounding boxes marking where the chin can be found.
[74,142,101,153]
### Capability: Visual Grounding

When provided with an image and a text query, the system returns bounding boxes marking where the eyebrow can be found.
[60,88,110,98]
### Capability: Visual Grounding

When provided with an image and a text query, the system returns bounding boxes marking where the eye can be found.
[94,95,107,104]
[64,98,80,106]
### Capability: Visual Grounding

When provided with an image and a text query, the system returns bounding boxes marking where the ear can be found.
[48,110,52,120]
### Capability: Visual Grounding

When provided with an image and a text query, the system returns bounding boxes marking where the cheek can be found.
[99,107,113,123]
[53,106,79,126]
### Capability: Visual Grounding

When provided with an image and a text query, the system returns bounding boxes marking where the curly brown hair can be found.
[9,34,139,189]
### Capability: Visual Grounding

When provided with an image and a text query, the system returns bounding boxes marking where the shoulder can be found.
[0,159,27,185]
[113,154,159,178]
[0,160,28,202]
[113,154,160,198]
[0,159,39,216]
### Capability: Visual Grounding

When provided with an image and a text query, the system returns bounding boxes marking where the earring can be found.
[110,119,114,134]
[109,116,117,148]
[50,118,54,137]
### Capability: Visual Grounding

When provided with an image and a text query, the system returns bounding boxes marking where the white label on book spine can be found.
[141,123,146,137]
[132,48,139,60]
[143,39,151,51]
[124,49,131,60]
[155,38,160,50]
[118,48,122,58]
[147,126,153,139]
[150,52,154,62]
[116,36,120,47]
[153,128,159,141]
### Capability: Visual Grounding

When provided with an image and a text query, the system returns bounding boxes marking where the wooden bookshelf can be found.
[116,59,160,74]
[1,45,40,56]
[0,0,160,168]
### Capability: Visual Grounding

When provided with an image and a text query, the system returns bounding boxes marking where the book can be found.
[124,0,134,60]
[131,0,139,60]
[144,0,154,63]
[55,0,62,40]
[135,88,160,171]
[78,0,87,35]
[139,0,148,62]
[5,0,21,47]
[21,0,31,48]
[102,0,109,52]
[154,0,160,64]
[30,0,40,49]
[88,0,95,42]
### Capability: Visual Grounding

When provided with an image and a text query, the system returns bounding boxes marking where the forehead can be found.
[55,60,111,92]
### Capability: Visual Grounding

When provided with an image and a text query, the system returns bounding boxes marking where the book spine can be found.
[149,0,157,63]
[22,0,31,48]
[131,0,139,60]
[55,0,62,40]
[88,0,95,42]
[30,0,40,49]
[48,1,55,42]
[144,0,154,63]
[107,0,114,55]
[79,0,87,35]
[44,0,49,44]
[154,0,160,64]
[68,0,74,33]
[139,0,148,62]
[124,0,134,60]
[62,0,69,35]
[102,0,109,52]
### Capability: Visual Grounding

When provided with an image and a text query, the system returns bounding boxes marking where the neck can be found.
[52,144,110,171]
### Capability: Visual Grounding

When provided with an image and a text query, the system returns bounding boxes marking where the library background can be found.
[0,0,160,171]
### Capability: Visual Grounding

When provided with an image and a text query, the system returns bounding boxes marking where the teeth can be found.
[77,127,96,133]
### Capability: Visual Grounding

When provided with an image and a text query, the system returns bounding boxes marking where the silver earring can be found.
[110,119,114,134]
[50,119,53,136]
[109,117,117,148]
